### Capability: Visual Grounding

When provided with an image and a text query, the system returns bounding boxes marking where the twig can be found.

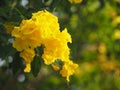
[26,66,54,90]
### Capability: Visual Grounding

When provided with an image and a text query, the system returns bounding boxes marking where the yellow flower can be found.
[112,16,120,26]
[20,49,35,72]
[12,20,42,51]
[4,22,14,34]
[31,10,60,39]
[60,60,78,82]
[42,28,71,64]
[114,29,120,39]
[24,63,31,72]
[13,38,28,51]
[52,64,60,71]
[68,0,82,4]
[59,28,72,43]
[98,43,106,54]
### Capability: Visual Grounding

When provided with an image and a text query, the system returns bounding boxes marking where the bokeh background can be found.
[1,0,120,90]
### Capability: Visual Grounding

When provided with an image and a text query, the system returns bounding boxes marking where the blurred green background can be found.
[1,0,120,90]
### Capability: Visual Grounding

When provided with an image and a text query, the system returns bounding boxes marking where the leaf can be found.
[10,52,23,74]
[31,55,42,77]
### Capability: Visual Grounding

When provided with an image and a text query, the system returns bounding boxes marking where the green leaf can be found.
[31,55,41,77]
[10,52,23,74]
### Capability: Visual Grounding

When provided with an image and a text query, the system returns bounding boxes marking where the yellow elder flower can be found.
[60,60,78,82]
[112,16,120,26]
[31,10,60,39]
[20,49,35,72]
[68,0,82,4]
[13,38,29,51]
[114,29,120,39]
[4,22,14,34]
[24,63,31,72]
[52,64,60,71]
[98,43,106,54]
[12,20,42,51]
[42,28,71,65]
[59,28,72,43]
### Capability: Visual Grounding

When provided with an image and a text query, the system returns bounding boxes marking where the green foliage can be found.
[10,52,23,74]
[31,55,41,77]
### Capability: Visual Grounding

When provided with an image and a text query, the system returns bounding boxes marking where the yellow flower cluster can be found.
[68,0,82,4]
[12,10,78,81]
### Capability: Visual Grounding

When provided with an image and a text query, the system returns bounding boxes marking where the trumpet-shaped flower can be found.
[20,49,35,72]
[42,28,71,65]
[60,60,78,82]
[4,23,14,34]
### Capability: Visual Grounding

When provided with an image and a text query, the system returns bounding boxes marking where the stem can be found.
[1,70,23,90]
[14,8,25,19]
[51,0,62,12]
[26,66,54,90]
[1,77,15,90]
